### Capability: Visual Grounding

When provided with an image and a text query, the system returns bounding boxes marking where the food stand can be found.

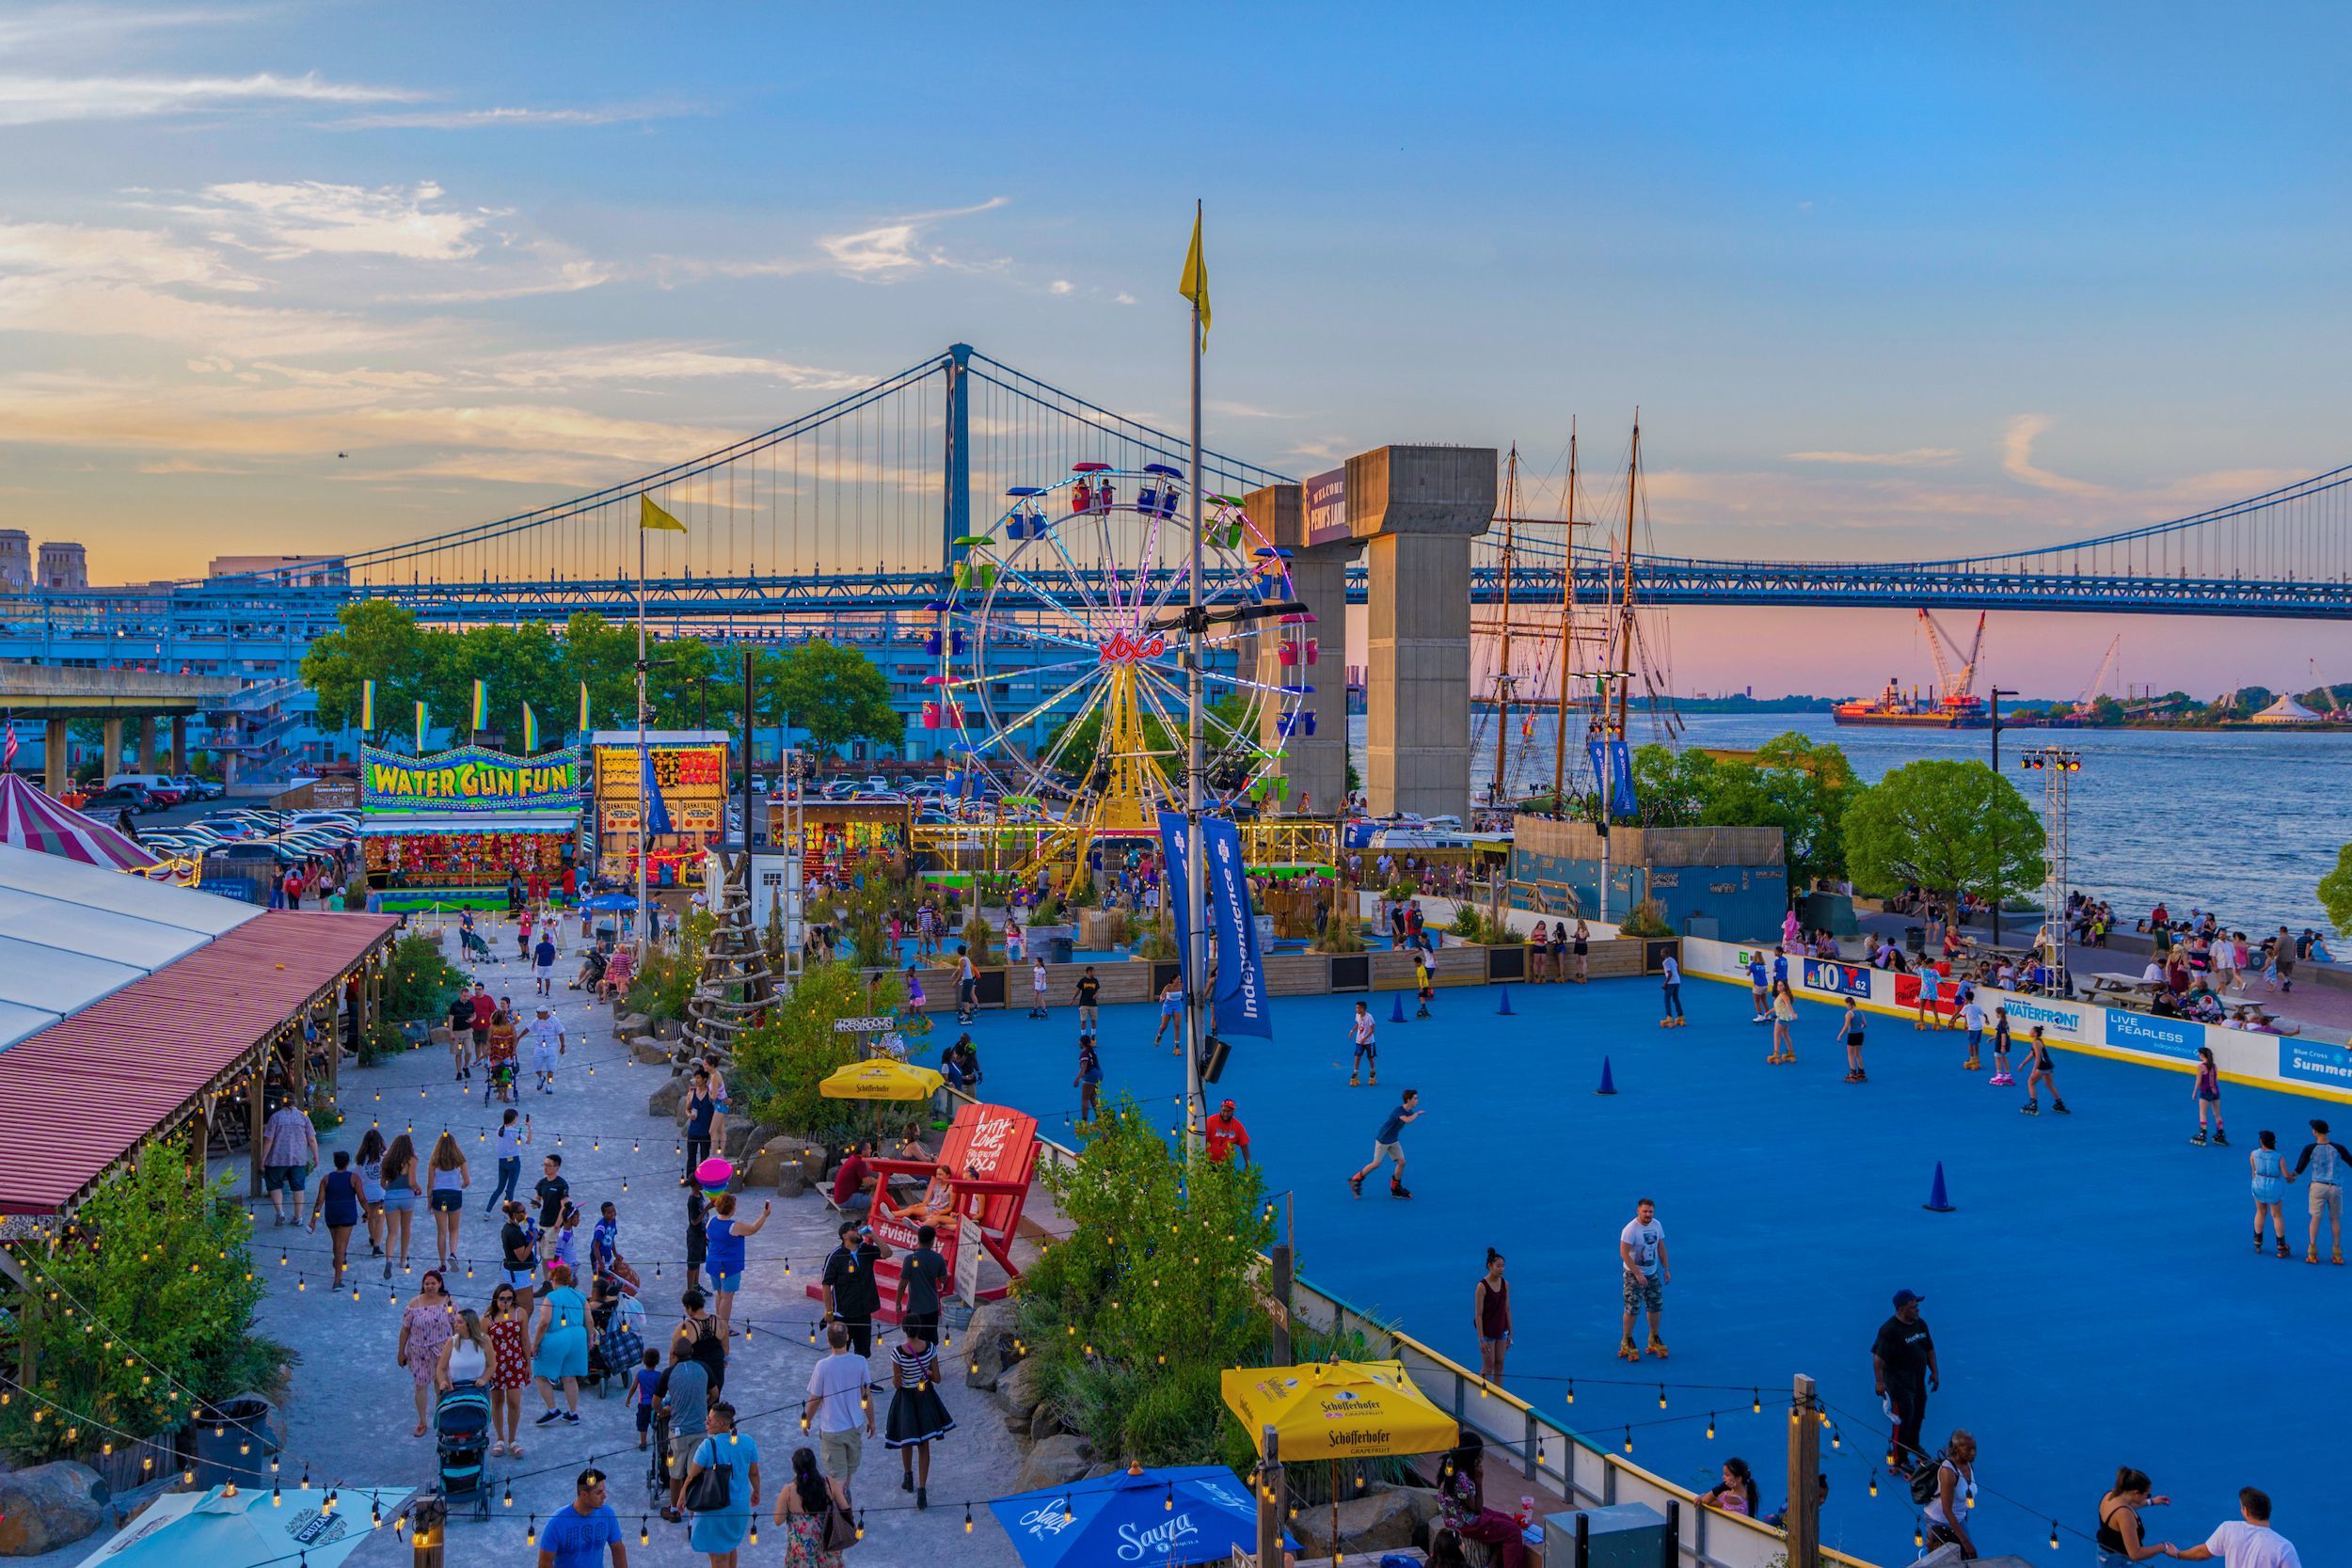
[359,744,582,911]
[589,729,727,893]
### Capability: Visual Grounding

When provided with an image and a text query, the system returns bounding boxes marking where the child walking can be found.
[1414,955,1435,1021]
[2250,1131,2292,1257]
[631,1347,661,1449]
[2190,1045,2228,1146]
[1838,997,1867,1083]
[1987,1006,2015,1086]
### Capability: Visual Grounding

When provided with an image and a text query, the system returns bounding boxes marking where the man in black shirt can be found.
[533,1154,569,1265]
[820,1219,888,1357]
[1073,967,1101,1032]
[1870,1289,1938,1473]
[896,1223,949,1342]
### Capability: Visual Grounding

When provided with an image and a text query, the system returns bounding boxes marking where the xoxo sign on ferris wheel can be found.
[1095,631,1168,665]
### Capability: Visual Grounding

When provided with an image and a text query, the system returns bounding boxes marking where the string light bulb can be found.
[1622,1427,1633,1454]
[1752,1388,1761,1415]
[1706,1413,1715,1440]
[1658,1385,1667,1410]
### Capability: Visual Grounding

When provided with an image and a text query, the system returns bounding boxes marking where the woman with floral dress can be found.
[773,1446,849,1568]
[484,1282,533,1456]
[395,1270,457,1437]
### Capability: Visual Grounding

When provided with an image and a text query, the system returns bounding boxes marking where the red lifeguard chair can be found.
[807,1101,1042,1320]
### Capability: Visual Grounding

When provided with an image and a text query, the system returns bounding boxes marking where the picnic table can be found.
[2083,972,2162,1007]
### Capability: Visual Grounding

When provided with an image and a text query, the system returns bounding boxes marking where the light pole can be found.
[1589,670,1634,923]
[1988,687,2016,947]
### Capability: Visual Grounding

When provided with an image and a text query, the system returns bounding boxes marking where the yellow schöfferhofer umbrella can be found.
[818,1059,946,1102]
[1219,1359,1456,1463]
[1222,1359,1458,1558]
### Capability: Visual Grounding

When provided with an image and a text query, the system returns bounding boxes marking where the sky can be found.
[0,2,2347,696]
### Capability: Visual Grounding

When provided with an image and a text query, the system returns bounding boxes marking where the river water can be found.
[1358,712,2352,932]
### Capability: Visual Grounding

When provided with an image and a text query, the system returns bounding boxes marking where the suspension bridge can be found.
[6,343,2351,778]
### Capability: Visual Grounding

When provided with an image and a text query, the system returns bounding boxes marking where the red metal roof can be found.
[0,910,396,1214]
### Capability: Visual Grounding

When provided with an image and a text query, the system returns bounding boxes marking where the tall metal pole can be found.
[1988,687,2014,947]
[1182,200,1208,1160]
[1550,420,1578,816]
[636,520,649,963]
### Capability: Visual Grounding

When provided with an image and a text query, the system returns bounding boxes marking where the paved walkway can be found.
[25,915,1026,1567]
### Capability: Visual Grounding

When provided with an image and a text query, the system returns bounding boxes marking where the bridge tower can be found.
[943,342,974,574]
[1349,445,1498,821]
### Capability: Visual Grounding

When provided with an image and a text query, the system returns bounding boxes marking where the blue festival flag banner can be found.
[1202,816,1273,1039]
[640,745,675,837]
[1588,735,1638,817]
[1155,810,1199,993]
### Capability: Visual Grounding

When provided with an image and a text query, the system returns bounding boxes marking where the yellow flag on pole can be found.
[1178,207,1210,349]
[470,679,487,730]
[414,701,428,753]
[579,680,591,736]
[359,679,374,733]
[640,494,687,532]
[522,703,538,753]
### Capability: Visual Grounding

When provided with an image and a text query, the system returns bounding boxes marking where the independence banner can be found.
[1155,811,1200,995]
[1588,736,1638,817]
[1202,816,1272,1039]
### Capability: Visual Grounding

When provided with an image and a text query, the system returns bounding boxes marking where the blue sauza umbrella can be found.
[580,892,639,911]
[990,1463,1294,1567]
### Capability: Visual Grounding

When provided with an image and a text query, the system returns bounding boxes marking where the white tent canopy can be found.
[2252,692,2322,723]
[0,844,259,1051]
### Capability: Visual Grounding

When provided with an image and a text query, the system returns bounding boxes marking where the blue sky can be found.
[0,2,2345,691]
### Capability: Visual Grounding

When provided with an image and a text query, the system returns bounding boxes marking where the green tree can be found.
[775,638,899,754]
[1,1155,277,1464]
[2084,694,2126,727]
[2318,845,2352,937]
[1707,734,1859,888]
[297,600,433,735]
[1629,743,1719,825]
[1842,758,2046,916]
[734,961,911,1137]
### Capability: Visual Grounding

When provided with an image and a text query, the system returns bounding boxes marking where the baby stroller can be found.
[644,1404,674,1507]
[572,945,609,992]
[436,1382,493,1520]
[457,924,496,965]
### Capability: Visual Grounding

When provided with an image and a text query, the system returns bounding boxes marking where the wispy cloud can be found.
[0,71,415,127]
[1786,447,1960,467]
[324,103,668,131]
[816,197,1009,279]
[0,218,261,291]
[193,180,496,261]
[1999,412,2114,499]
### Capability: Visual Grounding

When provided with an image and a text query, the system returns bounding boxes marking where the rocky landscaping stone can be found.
[628,1037,670,1067]
[646,1078,687,1118]
[1290,1486,1438,1560]
[612,1012,650,1042]
[0,1461,107,1557]
[1014,1433,1092,1492]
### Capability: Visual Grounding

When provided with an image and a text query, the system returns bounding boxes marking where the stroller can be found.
[436,1383,494,1520]
[457,924,496,965]
[572,945,609,992]
[644,1404,675,1507]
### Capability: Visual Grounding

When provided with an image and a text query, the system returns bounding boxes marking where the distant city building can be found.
[207,554,350,587]
[0,530,27,592]
[36,542,87,591]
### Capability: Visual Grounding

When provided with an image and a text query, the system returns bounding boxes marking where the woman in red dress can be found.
[484,1282,533,1457]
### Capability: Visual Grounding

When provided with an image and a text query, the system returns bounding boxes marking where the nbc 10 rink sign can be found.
[1802,958,1872,999]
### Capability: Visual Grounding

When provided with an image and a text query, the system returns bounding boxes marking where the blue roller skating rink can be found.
[949,971,2344,1565]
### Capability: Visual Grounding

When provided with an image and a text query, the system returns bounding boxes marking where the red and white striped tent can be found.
[0,774,153,869]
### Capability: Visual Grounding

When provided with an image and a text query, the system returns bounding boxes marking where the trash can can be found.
[189,1396,279,1489]
[1045,934,1074,965]
[1905,925,1927,955]
[1541,1501,1669,1568]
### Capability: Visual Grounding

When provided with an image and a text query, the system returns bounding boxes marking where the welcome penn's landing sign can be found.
[361,743,585,814]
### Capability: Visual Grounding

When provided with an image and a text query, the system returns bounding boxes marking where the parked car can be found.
[168,775,223,801]
[85,784,159,815]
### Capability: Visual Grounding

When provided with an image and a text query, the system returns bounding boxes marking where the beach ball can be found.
[696,1157,735,1196]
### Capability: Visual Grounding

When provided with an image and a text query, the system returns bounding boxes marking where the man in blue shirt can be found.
[1746,954,1770,1022]
[1348,1089,1421,1200]
[537,1467,627,1568]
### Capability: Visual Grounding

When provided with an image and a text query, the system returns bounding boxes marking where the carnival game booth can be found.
[781,795,912,884]
[359,743,582,911]
[590,728,726,894]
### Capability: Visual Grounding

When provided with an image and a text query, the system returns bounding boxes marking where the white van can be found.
[106,774,183,796]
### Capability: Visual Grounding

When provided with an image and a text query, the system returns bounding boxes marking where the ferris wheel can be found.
[924,463,1318,835]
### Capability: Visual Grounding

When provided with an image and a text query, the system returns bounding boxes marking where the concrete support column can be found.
[137,717,158,774]
[1348,445,1498,821]
[43,719,68,794]
[170,716,188,776]
[1246,482,1352,816]
[101,718,122,781]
